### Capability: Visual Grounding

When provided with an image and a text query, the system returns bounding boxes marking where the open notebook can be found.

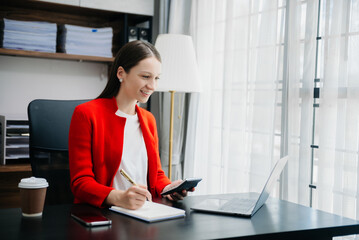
[110,201,185,223]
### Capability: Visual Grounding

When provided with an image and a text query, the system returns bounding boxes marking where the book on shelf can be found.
[110,201,185,223]
[1,18,57,53]
[57,24,113,58]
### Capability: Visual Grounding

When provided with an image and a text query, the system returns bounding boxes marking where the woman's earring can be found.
[119,78,123,83]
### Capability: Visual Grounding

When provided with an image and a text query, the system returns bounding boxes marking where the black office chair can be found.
[27,99,89,205]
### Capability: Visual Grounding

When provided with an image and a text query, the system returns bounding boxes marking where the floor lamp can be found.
[155,34,201,180]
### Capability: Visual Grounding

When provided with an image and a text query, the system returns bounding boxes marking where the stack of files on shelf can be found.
[58,24,113,58]
[1,18,57,53]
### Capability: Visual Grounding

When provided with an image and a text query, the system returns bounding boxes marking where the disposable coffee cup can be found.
[18,177,49,217]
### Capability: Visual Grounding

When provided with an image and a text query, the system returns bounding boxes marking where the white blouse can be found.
[112,109,148,191]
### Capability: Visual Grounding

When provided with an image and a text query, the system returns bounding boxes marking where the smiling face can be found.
[116,56,161,110]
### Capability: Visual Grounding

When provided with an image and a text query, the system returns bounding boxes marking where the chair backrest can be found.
[28,99,88,151]
[27,99,89,205]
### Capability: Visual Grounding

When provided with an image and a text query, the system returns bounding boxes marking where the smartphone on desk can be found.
[71,204,112,227]
[161,178,202,196]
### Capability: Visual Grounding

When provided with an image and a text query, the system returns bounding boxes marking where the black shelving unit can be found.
[0,116,29,165]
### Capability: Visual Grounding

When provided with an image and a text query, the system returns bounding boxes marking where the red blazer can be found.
[68,97,171,207]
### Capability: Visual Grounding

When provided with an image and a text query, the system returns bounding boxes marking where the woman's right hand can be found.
[105,185,152,210]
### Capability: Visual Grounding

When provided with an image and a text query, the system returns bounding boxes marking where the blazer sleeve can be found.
[68,106,113,207]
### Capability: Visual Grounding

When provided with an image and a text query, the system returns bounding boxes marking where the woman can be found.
[69,40,192,209]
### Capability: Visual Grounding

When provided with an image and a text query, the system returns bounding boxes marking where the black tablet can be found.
[161,178,202,196]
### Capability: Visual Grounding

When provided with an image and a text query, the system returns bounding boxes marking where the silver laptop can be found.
[191,156,288,218]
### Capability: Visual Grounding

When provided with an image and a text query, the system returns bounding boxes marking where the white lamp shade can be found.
[154,34,201,93]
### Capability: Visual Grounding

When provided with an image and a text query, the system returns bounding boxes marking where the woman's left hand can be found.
[162,180,195,201]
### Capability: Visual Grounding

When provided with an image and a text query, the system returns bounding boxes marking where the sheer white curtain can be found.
[187,0,286,195]
[286,0,359,225]
[284,0,317,207]
[186,0,359,226]
[314,0,359,221]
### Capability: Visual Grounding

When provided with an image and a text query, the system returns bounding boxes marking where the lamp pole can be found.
[168,90,175,180]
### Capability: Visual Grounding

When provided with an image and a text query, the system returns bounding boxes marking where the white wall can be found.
[0,55,108,120]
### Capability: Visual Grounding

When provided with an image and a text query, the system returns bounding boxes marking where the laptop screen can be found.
[251,156,289,214]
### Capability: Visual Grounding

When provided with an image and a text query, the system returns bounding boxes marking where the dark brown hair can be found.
[98,40,161,98]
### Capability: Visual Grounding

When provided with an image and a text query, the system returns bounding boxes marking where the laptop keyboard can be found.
[220,198,256,213]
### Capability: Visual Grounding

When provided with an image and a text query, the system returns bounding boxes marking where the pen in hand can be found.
[120,169,137,186]
[119,169,151,201]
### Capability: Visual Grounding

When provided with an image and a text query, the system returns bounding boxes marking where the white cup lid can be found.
[18,177,49,189]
